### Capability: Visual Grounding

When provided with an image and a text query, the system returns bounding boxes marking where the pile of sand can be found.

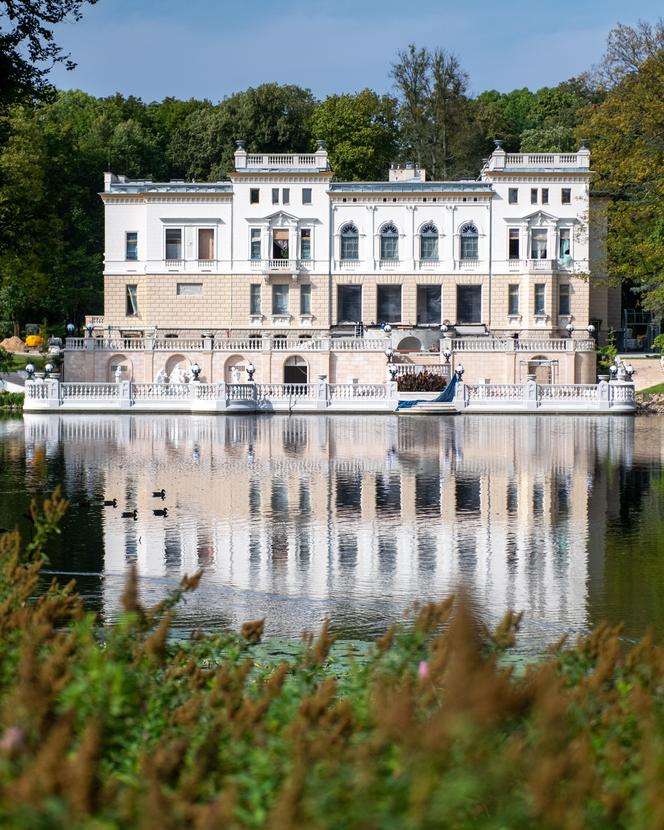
[0,336,26,352]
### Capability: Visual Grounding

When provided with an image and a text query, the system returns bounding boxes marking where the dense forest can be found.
[0,6,663,332]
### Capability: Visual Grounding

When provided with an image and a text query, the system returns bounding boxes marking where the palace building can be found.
[64,141,618,385]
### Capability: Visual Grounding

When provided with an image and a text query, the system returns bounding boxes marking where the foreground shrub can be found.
[1,493,664,828]
[0,391,24,410]
[397,370,447,392]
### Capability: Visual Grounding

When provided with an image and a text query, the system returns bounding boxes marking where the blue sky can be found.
[49,0,664,101]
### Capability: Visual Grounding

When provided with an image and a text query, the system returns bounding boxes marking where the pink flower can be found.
[418,660,429,679]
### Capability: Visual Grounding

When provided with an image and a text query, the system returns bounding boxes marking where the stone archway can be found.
[224,354,247,383]
[283,355,308,384]
[107,354,133,382]
[527,355,554,383]
[397,336,422,352]
[165,354,192,383]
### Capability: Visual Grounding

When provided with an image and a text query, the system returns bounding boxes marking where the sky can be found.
[48,0,664,102]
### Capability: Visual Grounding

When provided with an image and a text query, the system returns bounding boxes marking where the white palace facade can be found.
[64,141,619,386]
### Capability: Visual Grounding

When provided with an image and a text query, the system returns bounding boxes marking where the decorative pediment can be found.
[246,210,303,227]
[505,210,576,228]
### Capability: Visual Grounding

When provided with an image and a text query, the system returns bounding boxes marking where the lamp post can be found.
[442,348,451,363]
[25,363,35,380]
[44,363,53,377]
[625,364,635,380]
[66,323,75,336]
[383,323,392,335]
[587,324,596,336]
[455,364,464,380]
[609,364,618,381]
[85,322,94,337]
[246,362,256,382]
[565,322,575,338]
[190,362,201,382]
[440,323,449,334]
[388,364,398,381]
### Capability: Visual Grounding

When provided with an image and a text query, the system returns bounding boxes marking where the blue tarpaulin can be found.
[397,374,457,410]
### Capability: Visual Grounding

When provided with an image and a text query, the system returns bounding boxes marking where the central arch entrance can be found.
[283,356,308,384]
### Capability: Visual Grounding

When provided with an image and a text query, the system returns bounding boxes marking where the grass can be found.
[2,352,48,372]
[638,383,664,395]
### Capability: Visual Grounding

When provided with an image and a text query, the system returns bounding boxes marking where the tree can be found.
[520,126,576,152]
[580,46,664,313]
[592,18,664,88]
[0,0,97,106]
[309,90,398,180]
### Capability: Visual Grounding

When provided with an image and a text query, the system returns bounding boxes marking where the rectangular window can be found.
[508,228,520,259]
[176,283,203,296]
[559,228,571,259]
[300,283,311,315]
[272,284,289,315]
[531,229,548,259]
[457,285,481,323]
[561,188,571,204]
[338,285,362,323]
[250,228,261,261]
[416,285,441,325]
[126,232,138,261]
[250,188,260,204]
[250,283,261,316]
[508,188,518,204]
[559,283,570,316]
[542,188,549,205]
[272,188,279,205]
[508,284,520,315]
[531,188,538,204]
[377,285,402,323]
[420,232,438,261]
[534,284,546,315]
[198,228,214,261]
[126,284,138,317]
[165,228,182,260]
[300,228,312,261]
[302,188,312,205]
[282,188,290,205]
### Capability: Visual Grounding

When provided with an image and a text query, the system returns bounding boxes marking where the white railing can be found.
[395,363,451,377]
[330,338,388,351]
[457,380,635,412]
[226,383,255,400]
[24,383,50,400]
[61,383,119,399]
[153,338,203,351]
[84,315,104,326]
[338,259,360,270]
[457,259,481,270]
[268,259,292,270]
[256,383,317,399]
[450,338,595,353]
[329,383,387,400]
[165,259,184,268]
[538,384,598,400]
[133,383,191,400]
[213,338,264,351]
[245,154,319,167]
[96,338,145,351]
[66,338,85,349]
[467,384,523,400]
[271,338,325,351]
[505,153,581,166]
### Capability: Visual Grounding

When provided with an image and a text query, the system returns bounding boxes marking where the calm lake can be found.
[1,413,663,654]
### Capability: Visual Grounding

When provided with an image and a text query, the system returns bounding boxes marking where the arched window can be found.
[340,224,359,261]
[459,223,478,260]
[380,223,399,261]
[420,223,438,261]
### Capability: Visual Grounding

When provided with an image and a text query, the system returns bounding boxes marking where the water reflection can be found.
[3,413,664,651]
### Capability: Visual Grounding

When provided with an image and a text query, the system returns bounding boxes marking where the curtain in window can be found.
[300,284,311,315]
[272,284,289,315]
[534,284,546,315]
[558,229,571,258]
[340,224,359,260]
[417,285,441,324]
[459,224,478,260]
[338,285,361,322]
[250,284,261,315]
[300,230,311,260]
[457,285,481,323]
[531,229,548,259]
[250,229,261,260]
[420,224,438,260]
[380,224,399,260]
[198,229,214,260]
[377,285,402,322]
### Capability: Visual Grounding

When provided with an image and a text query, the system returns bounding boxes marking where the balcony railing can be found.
[245,154,318,167]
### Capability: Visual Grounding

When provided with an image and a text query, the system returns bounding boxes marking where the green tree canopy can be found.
[309,90,398,180]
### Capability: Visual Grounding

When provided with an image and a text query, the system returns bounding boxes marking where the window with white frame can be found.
[380,224,399,261]
[272,284,289,316]
[534,284,546,315]
[508,284,520,315]
[559,283,570,316]
[126,232,138,261]
[176,283,203,296]
[457,285,481,323]
[302,188,312,205]
[282,188,290,205]
[198,228,214,261]
[561,188,571,204]
[250,188,260,204]
[250,228,261,261]
[272,188,279,205]
[300,229,312,261]
[459,224,478,260]
[558,228,571,259]
[250,283,261,315]
[126,284,138,317]
[508,188,518,204]
[531,188,538,205]
[165,228,182,260]
[340,224,359,260]
[420,224,438,261]
[542,188,549,205]
[508,228,520,260]
[531,229,548,259]
[377,285,401,322]
[300,283,311,315]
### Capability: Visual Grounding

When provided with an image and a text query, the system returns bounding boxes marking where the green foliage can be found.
[596,329,618,374]
[310,90,398,180]
[0,347,12,374]
[2,495,664,827]
[651,334,664,353]
[0,391,23,410]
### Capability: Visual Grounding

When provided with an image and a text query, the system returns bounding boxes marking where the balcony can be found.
[506,259,577,273]
[249,259,303,280]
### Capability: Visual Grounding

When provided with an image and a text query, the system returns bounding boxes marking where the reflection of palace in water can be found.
[23,414,637,642]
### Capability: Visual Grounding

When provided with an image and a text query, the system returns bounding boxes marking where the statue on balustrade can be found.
[230,366,242,384]
[170,365,189,384]
[155,368,168,385]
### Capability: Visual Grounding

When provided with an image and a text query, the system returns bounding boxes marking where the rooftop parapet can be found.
[234,139,330,172]
[483,140,591,174]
